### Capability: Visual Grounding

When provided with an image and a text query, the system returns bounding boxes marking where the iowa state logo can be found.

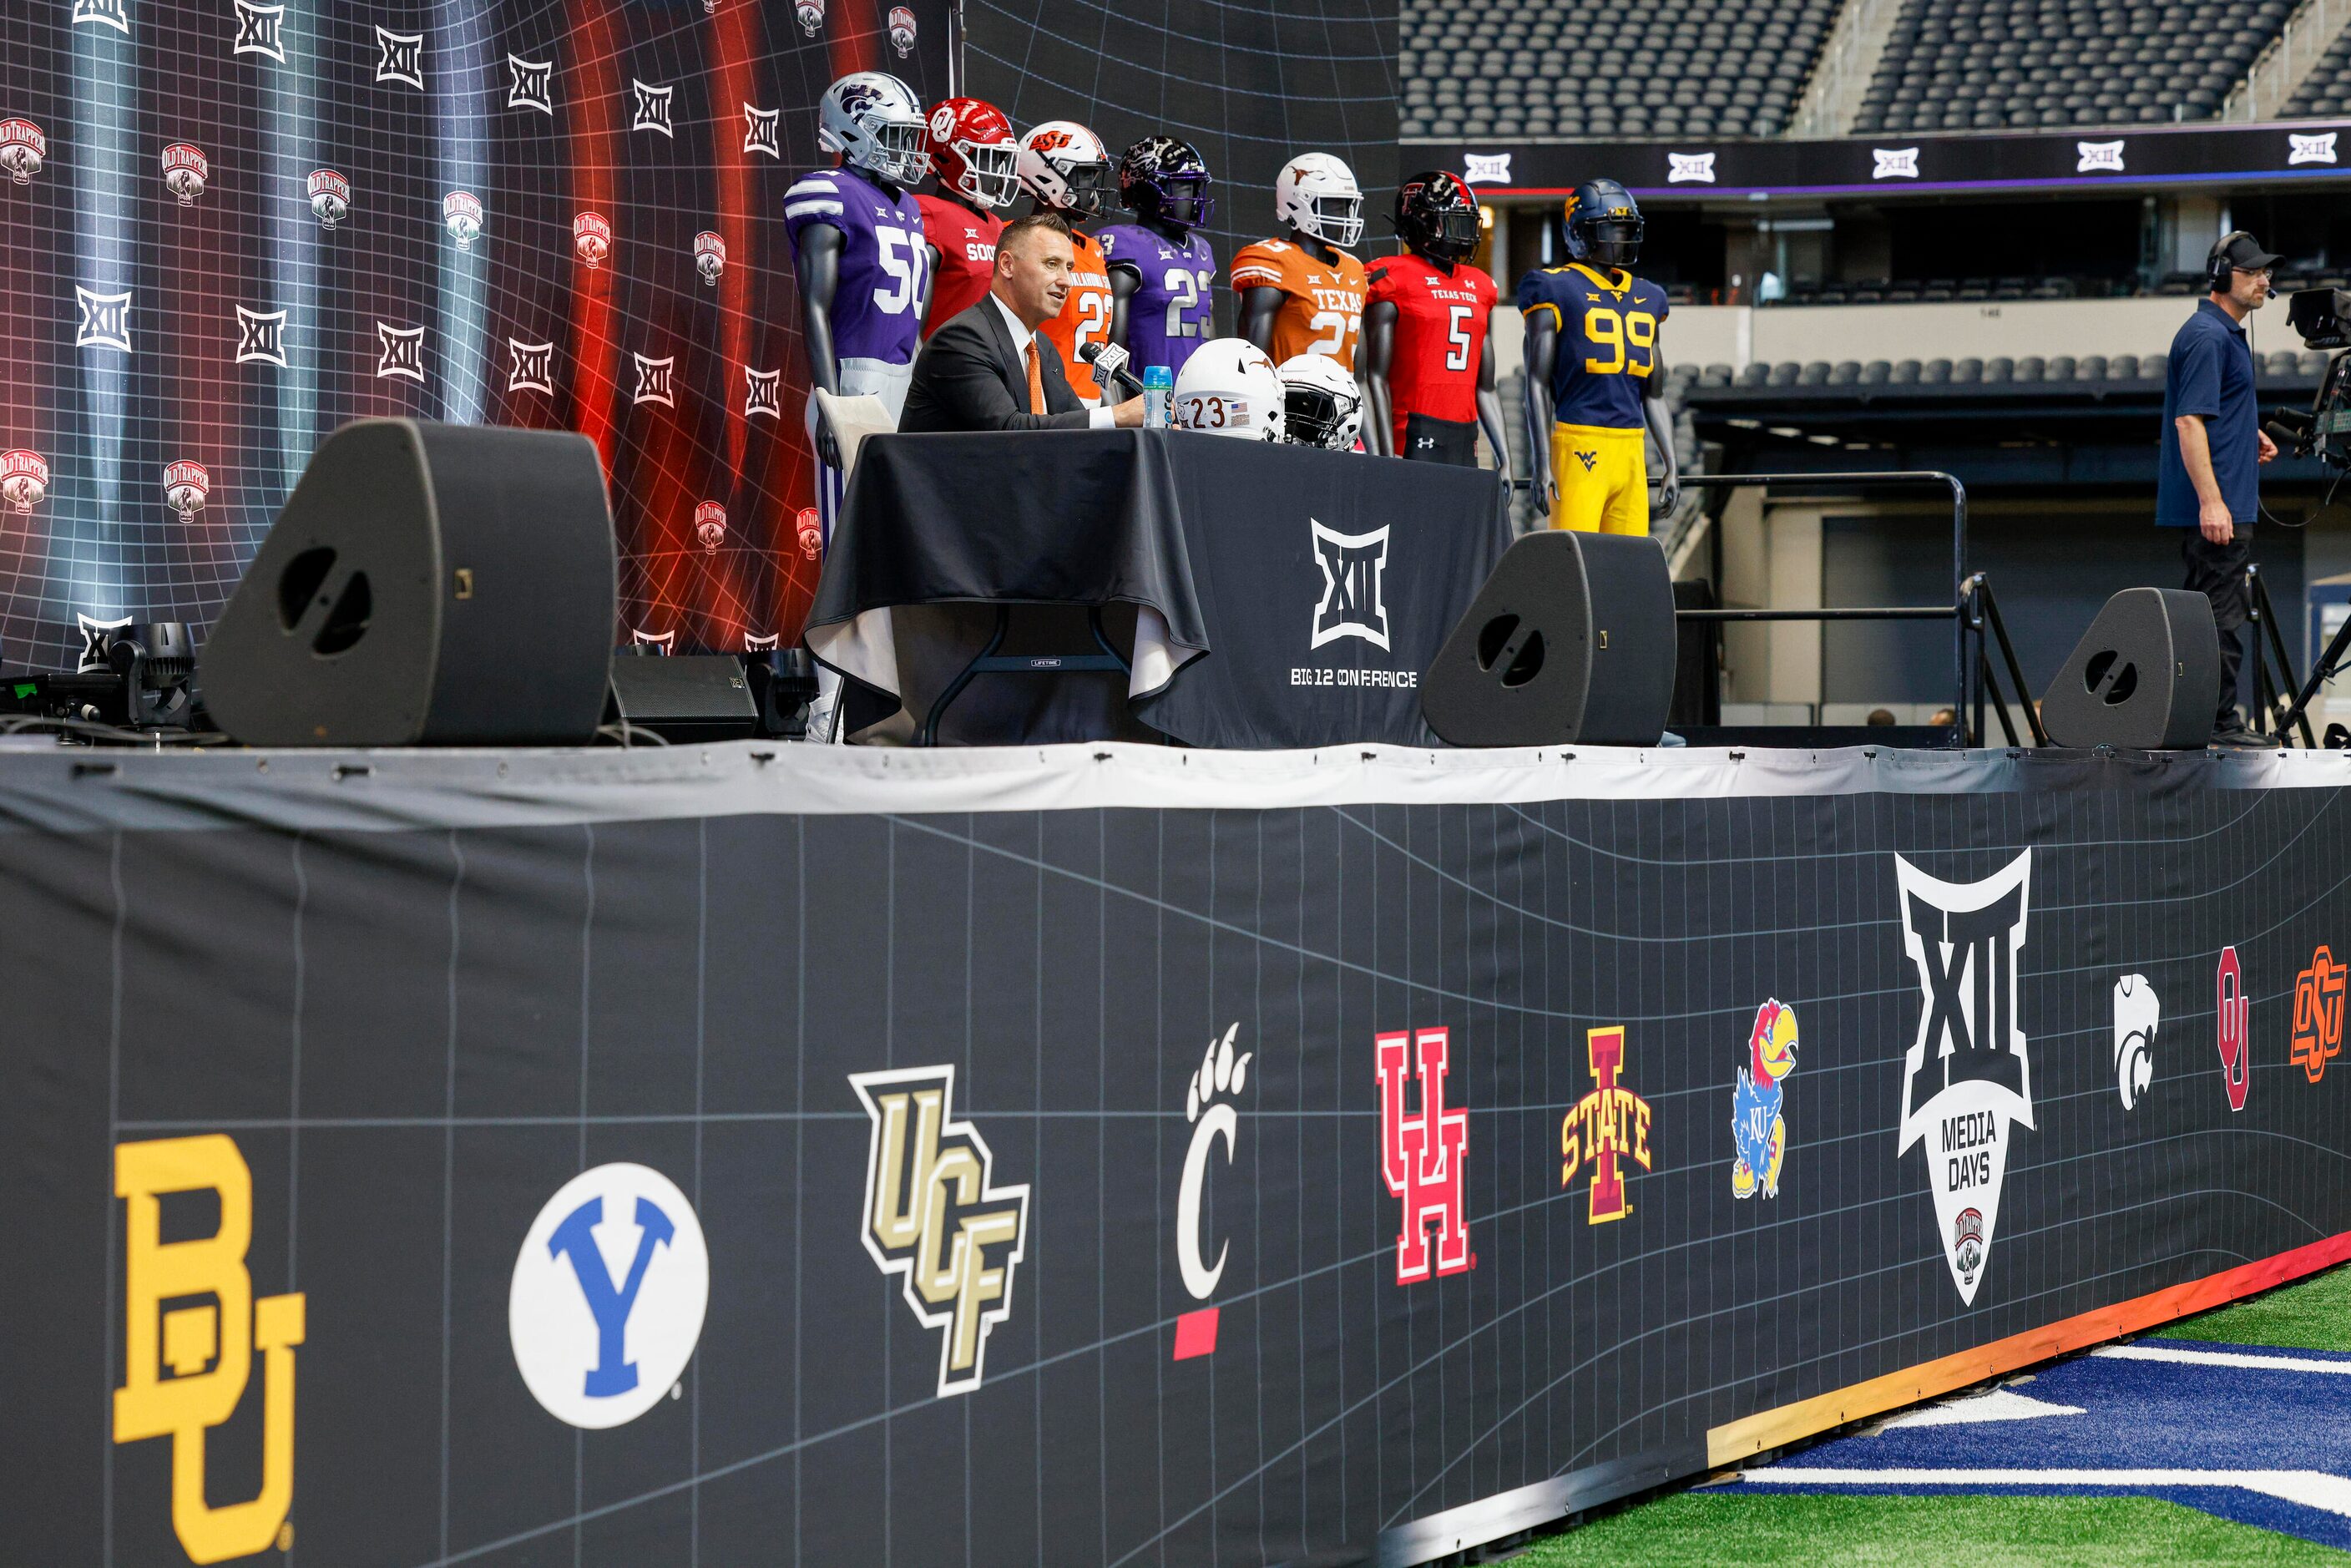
[1377,1026,1470,1282]
[114,1135,305,1565]
[850,1065,1030,1397]
[1562,1024,1652,1221]
[1895,849,2033,1304]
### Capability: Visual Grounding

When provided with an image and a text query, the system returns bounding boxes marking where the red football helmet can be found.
[925,98,1019,210]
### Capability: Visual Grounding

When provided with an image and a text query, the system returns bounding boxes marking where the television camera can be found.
[2263,287,2351,468]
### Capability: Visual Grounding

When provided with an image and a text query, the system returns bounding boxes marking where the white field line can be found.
[1737,1468,2351,1517]
[2095,1344,2351,1376]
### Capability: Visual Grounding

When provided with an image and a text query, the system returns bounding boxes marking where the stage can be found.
[8,737,2348,1567]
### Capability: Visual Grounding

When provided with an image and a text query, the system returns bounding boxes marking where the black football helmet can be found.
[1393,170,1482,262]
[1564,178,1644,268]
[1116,136,1215,230]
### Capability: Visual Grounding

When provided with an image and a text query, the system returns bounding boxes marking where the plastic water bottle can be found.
[1143,365,1174,430]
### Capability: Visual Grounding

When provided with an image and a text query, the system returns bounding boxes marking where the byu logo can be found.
[508,337,554,395]
[742,103,781,159]
[374,25,423,89]
[233,306,286,367]
[2076,139,2126,174]
[850,1065,1031,1398]
[76,286,133,353]
[743,366,781,420]
[507,53,554,115]
[1309,517,1389,651]
[509,1163,709,1429]
[632,352,676,408]
[1462,152,1514,185]
[1873,146,1919,180]
[78,613,132,671]
[2290,131,2339,167]
[1378,1027,1470,1284]
[1667,150,1716,183]
[1894,849,2034,1304]
[232,0,285,61]
[72,0,129,33]
[631,78,675,138]
[114,1136,306,1565]
[376,322,426,383]
[1173,1024,1251,1360]
[2112,974,2158,1111]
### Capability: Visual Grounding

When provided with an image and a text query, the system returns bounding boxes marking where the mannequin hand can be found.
[816,419,843,470]
[1654,473,1680,514]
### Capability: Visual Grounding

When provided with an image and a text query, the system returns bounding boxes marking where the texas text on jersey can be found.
[1516,261,1671,428]
[1229,237,1368,369]
[1097,224,1216,376]
[914,193,1003,337]
[784,164,929,367]
[1363,255,1496,456]
[1039,228,1114,402]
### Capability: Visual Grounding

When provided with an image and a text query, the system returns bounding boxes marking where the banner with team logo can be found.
[0,0,948,671]
[5,742,2351,1565]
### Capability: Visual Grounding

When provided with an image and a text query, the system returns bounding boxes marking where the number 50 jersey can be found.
[1516,261,1670,430]
[785,164,929,367]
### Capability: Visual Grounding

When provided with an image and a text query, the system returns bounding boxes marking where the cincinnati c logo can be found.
[114,1136,304,1564]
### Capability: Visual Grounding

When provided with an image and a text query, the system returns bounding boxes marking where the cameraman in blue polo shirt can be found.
[2159,230,2281,747]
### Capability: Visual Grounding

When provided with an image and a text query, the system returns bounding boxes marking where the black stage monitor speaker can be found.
[2040,587,2220,750]
[200,419,617,746]
[1420,530,1677,747]
[606,652,760,742]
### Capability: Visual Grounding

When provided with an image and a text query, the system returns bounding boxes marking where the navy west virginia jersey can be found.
[1515,262,1671,429]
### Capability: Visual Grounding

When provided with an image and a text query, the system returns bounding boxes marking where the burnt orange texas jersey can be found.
[1228,237,1368,369]
[1038,227,1114,402]
[1363,254,1497,449]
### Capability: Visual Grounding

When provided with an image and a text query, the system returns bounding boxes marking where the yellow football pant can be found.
[1549,423,1650,536]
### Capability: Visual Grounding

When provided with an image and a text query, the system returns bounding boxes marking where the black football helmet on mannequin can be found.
[1393,170,1481,262]
[1563,178,1644,268]
[1115,136,1215,229]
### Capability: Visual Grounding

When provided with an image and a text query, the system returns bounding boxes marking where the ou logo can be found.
[510,1163,709,1428]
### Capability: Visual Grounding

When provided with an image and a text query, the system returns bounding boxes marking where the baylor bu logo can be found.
[851,1065,1030,1397]
[1376,1027,1470,1282]
[114,1136,305,1565]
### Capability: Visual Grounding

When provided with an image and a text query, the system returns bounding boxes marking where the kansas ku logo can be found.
[1562,1025,1653,1221]
[1895,849,2034,1304]
[1377,1026,1470,1283]
[1174,1024,1251,1360]
[850,1065,1031,1398]
[509,1163,709,1429]
[161,144,209,205]
[1310,517,1389,651]
[3,449,50,515]
[164,460,209,522]
[0,118,45,185]
[1730,999,1797,1199]
[114,1136,306,1565]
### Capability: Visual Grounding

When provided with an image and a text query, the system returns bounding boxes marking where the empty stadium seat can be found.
[2014,356,2045,382]
[2107,354,2141,379]
[2283,32,2351,117]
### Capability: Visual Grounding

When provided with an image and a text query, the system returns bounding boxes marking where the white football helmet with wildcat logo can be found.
[817,72,928,187]
[1174,338,1285,442]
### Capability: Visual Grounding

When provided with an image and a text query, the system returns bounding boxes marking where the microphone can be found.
[1079,340,1146,401]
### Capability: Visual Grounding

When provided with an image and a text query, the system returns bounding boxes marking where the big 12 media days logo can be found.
[1894,850,2034,1304]
[114,1135,305,1565]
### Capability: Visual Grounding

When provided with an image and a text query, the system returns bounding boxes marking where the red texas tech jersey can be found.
[1363,255,1496,449]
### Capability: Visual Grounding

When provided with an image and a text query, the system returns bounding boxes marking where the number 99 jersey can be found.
[1516,262,1670,430]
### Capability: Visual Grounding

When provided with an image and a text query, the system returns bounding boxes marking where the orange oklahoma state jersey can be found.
[1363,254,1497,450]
[1038,227,1114,402]
[1228,236,1368,369]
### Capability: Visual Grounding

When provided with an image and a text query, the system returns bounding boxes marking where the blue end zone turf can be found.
[1720,1342,2351,1549]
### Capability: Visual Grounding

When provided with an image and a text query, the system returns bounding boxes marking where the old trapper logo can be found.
[1562,1025,1653,1221]
[1378,1026,1470,1282]
[115,1135,306,1565]
[851,1065,1030,1397]
[1895,850,2033,1304]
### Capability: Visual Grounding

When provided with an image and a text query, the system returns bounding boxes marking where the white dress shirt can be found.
[991,291,1115,429]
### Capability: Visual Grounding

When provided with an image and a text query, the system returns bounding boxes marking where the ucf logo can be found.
[1376,1026,1470,1284]
[850,1065,1030,1398]
[1310,517,1390,651]
[114,1136,304,1565]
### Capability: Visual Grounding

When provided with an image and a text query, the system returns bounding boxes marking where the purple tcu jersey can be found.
[785,164,928,367]
[1097,224,1216,376]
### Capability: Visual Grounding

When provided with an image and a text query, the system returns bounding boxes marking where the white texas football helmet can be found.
[1274,152,1364,250]
[1017,120,1112,222]
[817,72,929,187]
[1174,339,1285,442]
[1276,352,1363,449]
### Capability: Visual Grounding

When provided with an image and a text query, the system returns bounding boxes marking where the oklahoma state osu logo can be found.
[114,1135,305,1564]
[1376,1027,1470,1283]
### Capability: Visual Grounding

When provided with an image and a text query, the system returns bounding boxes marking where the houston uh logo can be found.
[115,1136,304,1564]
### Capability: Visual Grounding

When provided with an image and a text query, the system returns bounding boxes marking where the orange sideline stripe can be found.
[1706,1229,2351,1469]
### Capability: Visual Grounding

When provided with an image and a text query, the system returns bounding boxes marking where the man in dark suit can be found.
[901,210,1145,432]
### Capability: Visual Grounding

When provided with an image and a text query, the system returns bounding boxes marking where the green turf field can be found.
[2157,1262,2351,1354]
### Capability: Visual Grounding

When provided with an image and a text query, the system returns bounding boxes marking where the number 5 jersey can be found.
[785,163,929,412]
[1362,254,1497,456]
[1095,224,1216,377]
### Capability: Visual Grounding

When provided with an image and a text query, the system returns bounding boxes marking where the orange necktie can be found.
[1024,341,1046,416]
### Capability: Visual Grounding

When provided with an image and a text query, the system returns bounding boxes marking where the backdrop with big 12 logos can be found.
[0,0,950,671]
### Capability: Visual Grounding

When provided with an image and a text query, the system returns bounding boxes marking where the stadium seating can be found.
[1689,351,2328,387]
[1856,0,2298,132]
[2283,30,2351,116]
[1399,0,1838,140]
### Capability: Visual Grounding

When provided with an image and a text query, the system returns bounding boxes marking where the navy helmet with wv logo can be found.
[1562,178,1645,269]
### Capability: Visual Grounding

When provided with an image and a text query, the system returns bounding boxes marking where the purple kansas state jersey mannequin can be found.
[1095,225,1216,374]
[784,164,928,367]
